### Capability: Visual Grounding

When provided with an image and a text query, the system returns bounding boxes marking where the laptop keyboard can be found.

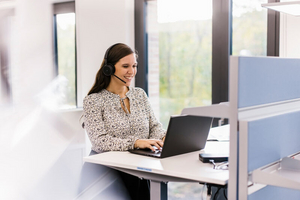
[152,146,163,154]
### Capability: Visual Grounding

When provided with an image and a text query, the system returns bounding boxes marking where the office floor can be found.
[168,182,207,200]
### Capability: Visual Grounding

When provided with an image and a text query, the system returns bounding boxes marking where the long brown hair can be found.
[87,43,137,95]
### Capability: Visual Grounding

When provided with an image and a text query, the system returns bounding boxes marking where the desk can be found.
[84,141,229,200]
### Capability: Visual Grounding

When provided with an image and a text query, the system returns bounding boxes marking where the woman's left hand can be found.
[134,139,164,151]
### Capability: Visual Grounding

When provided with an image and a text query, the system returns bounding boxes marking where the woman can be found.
[82,43,166,200]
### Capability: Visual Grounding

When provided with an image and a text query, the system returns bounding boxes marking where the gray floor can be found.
[168,182,207,200]
[168,182,227,200]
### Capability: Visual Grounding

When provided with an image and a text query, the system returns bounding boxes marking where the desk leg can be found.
[150,180,167,200]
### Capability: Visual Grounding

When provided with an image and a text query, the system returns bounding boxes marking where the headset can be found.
[102,43,120,77]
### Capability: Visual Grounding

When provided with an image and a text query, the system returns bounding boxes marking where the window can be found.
[232,0,268,56]
[145,0,212,199]
[53,2,77,109]
[147,0,213,128]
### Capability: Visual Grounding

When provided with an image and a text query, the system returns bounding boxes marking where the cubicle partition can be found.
[183,56,300,200]
[230,56,300,200]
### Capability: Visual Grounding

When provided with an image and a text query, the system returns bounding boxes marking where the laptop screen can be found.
[160,115,213,158]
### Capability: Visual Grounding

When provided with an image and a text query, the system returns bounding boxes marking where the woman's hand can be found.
[134,139,164,151]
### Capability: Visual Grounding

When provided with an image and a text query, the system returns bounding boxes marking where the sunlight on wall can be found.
[0,1,84,199]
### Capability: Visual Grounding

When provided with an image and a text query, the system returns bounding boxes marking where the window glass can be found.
[232,0,268,56]
[147,0,212,128]
[146,0,212,198]
[55,13,76,109]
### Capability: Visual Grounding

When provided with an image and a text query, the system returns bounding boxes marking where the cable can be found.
[209,159,216,169]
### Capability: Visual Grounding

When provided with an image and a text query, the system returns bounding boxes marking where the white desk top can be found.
[84,141,229,185]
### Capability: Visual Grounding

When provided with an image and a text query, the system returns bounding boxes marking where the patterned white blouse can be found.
[83,87,166,153]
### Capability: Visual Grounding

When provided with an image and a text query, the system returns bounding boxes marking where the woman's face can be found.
[113,53,137,86]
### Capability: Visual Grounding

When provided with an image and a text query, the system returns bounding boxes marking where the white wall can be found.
[76,0,135,107]
[280,13,300,58]
[0,0,135,199]
[13,0,54,104]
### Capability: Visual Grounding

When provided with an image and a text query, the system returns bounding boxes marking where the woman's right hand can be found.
[134,139,164,151]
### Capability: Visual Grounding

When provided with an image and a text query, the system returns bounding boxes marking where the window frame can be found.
[52,1,78,108]
[267,0,280,56]
[134,0,148,94]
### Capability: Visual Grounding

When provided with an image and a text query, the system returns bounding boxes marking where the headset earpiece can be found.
[103,64,115,76]
[102,43,120,77]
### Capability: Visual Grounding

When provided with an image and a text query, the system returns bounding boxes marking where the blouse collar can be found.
[103,86,133,100]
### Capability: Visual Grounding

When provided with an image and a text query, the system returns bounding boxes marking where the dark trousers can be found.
[118,170,150,200]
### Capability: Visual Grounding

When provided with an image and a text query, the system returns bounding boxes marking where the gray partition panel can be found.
[238,56,300,108]
[249,185,300,200]
[248,110,300,172]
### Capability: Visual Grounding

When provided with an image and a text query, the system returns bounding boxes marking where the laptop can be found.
[128,115,213,158]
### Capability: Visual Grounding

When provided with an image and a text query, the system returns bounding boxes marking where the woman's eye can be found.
[123,65,129,68]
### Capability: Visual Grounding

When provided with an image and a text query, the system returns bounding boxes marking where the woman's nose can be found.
[128,66,135,74]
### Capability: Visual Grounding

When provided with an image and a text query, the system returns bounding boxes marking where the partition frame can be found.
[231,56,300,200]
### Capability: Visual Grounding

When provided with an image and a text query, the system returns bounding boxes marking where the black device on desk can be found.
[128,115,213,158]
[199,153,228,163]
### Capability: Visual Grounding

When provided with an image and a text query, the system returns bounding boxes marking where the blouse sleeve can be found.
[141,90,166,140]
[83,95,136,152]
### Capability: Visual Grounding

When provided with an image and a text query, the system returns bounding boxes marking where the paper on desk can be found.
[207,124,230,141]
